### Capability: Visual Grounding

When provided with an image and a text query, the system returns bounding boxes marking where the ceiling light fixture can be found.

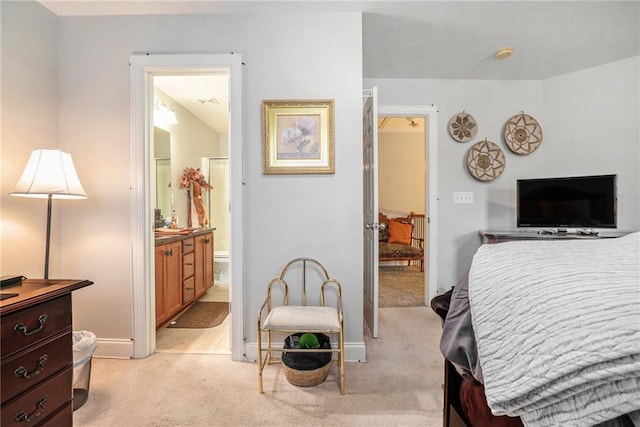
[495,47,513,59]
[198,97,220,104]
[154,100,178,126]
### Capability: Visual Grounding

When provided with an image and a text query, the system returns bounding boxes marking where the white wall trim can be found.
[130,53,244,360]
[93,339,133,359]
[378,105,439,302]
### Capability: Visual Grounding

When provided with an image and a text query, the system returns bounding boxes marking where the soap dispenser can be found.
[170,210,178,229]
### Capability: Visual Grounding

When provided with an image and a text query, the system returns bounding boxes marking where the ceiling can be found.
[154,74,229,133]
[39,1,639,131]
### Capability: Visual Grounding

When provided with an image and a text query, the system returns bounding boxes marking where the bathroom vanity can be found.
[155,229,214,329]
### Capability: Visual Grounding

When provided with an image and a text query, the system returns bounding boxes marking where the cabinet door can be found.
[204,233,214,290]
[194,233,214,297]
[155,245,168,328]
[164,240,183,318]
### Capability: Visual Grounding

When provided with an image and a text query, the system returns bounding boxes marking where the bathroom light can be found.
[10,149,87,279]
[154,100,178,126]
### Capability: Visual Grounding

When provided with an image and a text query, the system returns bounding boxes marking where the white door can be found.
[363,87,379,338]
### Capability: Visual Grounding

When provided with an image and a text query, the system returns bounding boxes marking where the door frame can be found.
[378,105,438,303]
[130,53,245,360]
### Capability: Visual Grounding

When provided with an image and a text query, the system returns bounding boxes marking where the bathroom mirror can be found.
[154,126,172,221]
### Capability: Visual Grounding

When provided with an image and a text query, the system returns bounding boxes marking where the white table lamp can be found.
[10,149,87,279]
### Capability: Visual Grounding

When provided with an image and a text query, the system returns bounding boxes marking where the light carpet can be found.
[74,307,444,427]
[379,266,425,307]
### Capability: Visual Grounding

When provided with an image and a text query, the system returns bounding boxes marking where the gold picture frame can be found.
[262,99,335,174]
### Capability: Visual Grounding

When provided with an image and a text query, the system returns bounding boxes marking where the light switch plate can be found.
[454,192,473,204]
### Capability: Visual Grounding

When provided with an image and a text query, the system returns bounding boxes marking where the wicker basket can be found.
[282,363,330,387]
[282,333,331,387]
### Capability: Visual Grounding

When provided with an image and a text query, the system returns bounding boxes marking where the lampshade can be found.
[11,149,87,199]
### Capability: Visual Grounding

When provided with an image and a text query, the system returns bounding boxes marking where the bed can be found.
[437,232,640,427]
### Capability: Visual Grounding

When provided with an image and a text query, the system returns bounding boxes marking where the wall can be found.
[159,89,221,229]
[1,2,61,278]
[1,5,363,357]
[378,130,426,216]
[541,57,640,230]
[366,56,640,291]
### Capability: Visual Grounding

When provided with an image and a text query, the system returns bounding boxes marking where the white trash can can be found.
[72,330,97,411]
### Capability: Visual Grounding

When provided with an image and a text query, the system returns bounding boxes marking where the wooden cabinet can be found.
[1,279,92,427]
[154,229,215,329]
[155,240,182,328]
[194,232,214,298]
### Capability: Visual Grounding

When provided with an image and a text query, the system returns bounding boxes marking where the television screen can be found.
[517,175,617,228]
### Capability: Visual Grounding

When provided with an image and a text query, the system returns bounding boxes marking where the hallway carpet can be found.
[378,265,425,307]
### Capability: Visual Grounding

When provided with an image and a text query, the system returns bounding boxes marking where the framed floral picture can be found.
[262,99,335,174]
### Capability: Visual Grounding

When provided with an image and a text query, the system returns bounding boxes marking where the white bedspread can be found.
[468,232,640,427]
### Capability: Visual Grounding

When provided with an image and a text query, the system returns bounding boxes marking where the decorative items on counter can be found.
[178,167,213,228]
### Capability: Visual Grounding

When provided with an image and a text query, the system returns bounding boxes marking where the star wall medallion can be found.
[466,139,506,182]
[448,112,478,143]
[503,112,543,155]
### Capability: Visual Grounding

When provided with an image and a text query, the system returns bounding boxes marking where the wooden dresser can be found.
[0,279,93,426]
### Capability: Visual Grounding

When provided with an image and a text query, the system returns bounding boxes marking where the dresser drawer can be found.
[183,251,195,280]
[182,237,194,255]
[1,295,71,358]
[1,332,72,404]
[40,401,72,426]
[1,367,72,427]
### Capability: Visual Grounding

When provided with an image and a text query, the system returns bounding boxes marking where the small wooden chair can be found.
[257,257,345,394]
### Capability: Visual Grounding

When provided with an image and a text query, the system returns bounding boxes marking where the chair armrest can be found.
[321,278,343,323]
[257,278,289,324]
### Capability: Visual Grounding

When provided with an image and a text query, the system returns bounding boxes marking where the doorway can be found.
[377,116,426,308]
[130,53,244,360]
[378,105,439,306]
[152,75,231,354]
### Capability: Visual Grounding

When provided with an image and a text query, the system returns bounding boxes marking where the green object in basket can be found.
[299,333,320,349]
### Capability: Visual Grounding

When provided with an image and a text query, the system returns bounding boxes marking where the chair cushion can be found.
[379,242,421,258]
[263,306,341,331]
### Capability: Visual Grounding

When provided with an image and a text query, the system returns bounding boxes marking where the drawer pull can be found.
[185,243,193,247]
[15,396,48,423]
[14,314,48,336]
[14,354,49,379]
[204,238,211,244]
[185,262,194,266]
[186,287,194,291]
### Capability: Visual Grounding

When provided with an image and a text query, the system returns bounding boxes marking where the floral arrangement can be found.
[178,167,213,191]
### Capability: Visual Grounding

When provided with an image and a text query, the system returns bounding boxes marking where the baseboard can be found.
[243,340,366,363]
[93,338,133,359]
[92,338,367,362]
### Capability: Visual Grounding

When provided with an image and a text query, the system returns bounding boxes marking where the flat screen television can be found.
[517,174,617,229]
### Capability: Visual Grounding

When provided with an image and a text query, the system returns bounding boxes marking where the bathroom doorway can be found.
[130,53,244,360]
[152,76,231,355]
